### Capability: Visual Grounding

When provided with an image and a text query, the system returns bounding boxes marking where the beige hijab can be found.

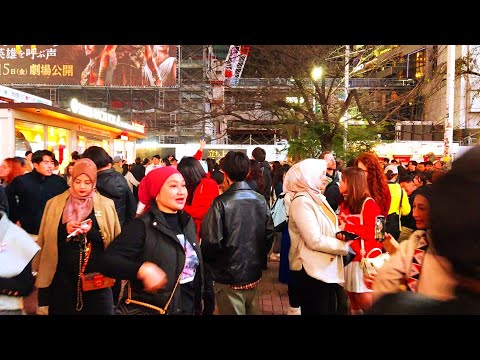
[61,158,97,224]
[282,159,328,212]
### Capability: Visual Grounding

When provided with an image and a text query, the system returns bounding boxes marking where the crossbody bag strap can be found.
[292,194,306,201]
[76,234,91,312]
[125,271,182,315]
[398,183,403,214]
[359,197,373,225]
[124,216,185,314]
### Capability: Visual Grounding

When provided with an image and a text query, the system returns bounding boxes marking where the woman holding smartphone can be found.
[338,166,382,314]
[33,158,121,315]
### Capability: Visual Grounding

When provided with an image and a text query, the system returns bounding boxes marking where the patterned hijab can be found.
[61,158,97,224]
[282,159,327,210]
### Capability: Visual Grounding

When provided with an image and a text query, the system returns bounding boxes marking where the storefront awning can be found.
[0,102,146,140]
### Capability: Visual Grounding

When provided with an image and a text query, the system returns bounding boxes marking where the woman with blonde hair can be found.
[283,159,352,315]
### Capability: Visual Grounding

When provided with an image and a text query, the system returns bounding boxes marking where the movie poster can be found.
[0,45,178,87]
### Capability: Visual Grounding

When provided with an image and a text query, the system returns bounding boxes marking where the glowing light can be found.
[311,67,323,81]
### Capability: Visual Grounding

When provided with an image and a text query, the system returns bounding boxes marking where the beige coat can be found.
[33,190,121,288]
[287,191,349,284]
[373,230,456,301]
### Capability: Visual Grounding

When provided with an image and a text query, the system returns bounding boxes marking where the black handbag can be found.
[115,273,181,316]
[342,246,356,267]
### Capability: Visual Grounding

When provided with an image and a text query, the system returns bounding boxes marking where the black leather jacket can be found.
[200,181,274,286]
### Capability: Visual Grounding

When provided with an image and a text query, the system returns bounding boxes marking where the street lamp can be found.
[311,66,323,82]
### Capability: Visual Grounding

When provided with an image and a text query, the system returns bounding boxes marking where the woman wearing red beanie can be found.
[99,166,204,315]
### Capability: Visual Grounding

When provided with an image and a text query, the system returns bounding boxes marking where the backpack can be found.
[271,192,287,232]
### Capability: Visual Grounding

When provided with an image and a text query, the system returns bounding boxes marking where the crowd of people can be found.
[1,142,479,315]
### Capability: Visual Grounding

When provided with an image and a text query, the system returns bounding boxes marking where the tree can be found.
[221,45,462,160]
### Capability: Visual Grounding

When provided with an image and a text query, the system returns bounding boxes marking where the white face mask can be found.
[52,169,60,175]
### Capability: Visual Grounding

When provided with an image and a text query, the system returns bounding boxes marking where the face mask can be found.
[53,169,59,175]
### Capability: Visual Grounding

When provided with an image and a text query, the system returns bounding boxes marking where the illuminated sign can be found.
[0,45,178,87]
[77,124,111,137]
[70,98,145,133]
[0,84,52,105]
[206,148,247,161]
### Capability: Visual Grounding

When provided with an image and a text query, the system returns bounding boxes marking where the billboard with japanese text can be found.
[0,45,178,87]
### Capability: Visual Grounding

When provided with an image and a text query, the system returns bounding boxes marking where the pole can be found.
[444,45,455,166]
[344,45,350,151]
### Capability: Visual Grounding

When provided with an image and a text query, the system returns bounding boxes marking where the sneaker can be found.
[287,306,301,315]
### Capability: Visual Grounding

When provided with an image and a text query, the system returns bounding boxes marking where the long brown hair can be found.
[2,158,25,184]
[246,159,265,193]
[342,167,372,214]
[355,152,391,216]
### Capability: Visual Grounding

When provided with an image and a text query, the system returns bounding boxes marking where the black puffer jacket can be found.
[96,168,136,227]
[200,181,274,286]
[99,203,204,315]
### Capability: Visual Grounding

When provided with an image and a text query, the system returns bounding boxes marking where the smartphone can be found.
[336,230,360,241]
[375,215,386,242]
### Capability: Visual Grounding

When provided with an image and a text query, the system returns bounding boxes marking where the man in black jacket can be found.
[251,147,273,268]
[130,157,145,202]
[201,151,274,315]
[82,146,136,227]
[7,150,69,236]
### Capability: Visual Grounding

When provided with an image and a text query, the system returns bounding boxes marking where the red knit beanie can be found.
[138,166,181,207]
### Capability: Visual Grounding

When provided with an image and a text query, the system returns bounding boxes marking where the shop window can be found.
[78,136,110,156]
[15,120,45,156]
[415,50,426,79]
[47,126,70,172]
[77,136,87,154]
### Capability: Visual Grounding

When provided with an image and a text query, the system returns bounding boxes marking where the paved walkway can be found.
[258,258,290,315]
[211,257,291,315]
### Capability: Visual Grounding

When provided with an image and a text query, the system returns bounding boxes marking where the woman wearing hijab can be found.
[283,159,352,315]
[33,158,121,315]
[99,166,204,315]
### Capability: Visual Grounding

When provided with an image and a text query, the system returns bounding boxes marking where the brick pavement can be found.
[258,258,290,315]
[211,257,291,315]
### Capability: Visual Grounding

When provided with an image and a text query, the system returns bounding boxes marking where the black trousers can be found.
[111,279,122,306]
[291,267,347,315]
[202,268,215,315]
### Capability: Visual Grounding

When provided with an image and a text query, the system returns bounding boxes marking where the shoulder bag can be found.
[271,192,288,232]
[115,273,182,315]
[76,234,116,312]
[359,239,390,277]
